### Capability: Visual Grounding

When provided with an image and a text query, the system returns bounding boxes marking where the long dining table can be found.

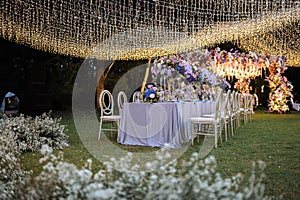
[117,101,216,148]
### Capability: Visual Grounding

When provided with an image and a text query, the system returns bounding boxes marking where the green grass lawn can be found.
[20,108,300,199]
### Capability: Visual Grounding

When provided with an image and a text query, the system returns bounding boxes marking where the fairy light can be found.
[0,0,299,66]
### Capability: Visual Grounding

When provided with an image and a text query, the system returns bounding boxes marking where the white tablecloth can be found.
[117,101,215,148]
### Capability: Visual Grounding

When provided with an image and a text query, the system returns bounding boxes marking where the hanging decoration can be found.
[210,49,269,81]
[208,48,290,94]
[0,1,299,66]
[150,48,294,108]
[267,59,294,113]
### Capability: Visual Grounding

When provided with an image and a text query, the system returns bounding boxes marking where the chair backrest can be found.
[242,94,248,110]
[211,87,219,100]
[224,90,231,116]
[231,91,240,114]
[118,91,127,114]
[214,88,223,121]
[231,90,235,112]
[247,94,252,110]
[99,90,114,117]
[132,91,141,102]
[235,92,241,112]
[291,97,294,105]
[253,93,259,108]
[242,94,252,111]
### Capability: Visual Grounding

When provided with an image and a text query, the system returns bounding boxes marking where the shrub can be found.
[16,146,270,200]
[0,112,68,152]
[0,128,29,200]
[0,112,68,199]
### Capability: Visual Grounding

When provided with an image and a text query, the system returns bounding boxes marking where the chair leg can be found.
[98,119,103,140]
[224,120,227,141]
[191,123,195,145]
[197,123,200,143]
[237,113,240,128]
[110,122,113,136]
[214,124,218,148]
[230,118,234,136]
[219,124,222,146]
[219,123,223,143]
[117,120,120,134]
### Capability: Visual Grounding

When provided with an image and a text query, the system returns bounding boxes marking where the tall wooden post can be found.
[96,61,115,108]
[140,58,151,94]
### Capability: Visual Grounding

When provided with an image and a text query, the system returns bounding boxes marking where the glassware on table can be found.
[133,91,141,103]
[157,91,165,102]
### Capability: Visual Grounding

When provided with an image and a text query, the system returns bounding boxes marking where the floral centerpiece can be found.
[143,83,160,103]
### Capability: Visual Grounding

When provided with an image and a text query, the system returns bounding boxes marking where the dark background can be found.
[1,38,299,115]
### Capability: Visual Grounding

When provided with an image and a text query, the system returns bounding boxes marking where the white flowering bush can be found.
[0,112,68,200]
[15,146,270,200]
[0,112,68,152]
[0,128,30,200]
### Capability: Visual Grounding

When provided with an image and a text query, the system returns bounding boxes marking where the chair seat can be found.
[240,108,248,112]
[190,117,219,123]
[101,115,121,120]
[202,113,214,117]
[203,112,229,119]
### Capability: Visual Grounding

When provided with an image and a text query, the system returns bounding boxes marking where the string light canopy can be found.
[0,0,299,66]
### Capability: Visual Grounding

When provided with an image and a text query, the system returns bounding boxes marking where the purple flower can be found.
[175,65,185,75]
[187,74,195,82]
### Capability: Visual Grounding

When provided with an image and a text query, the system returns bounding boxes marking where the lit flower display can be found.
[267,60,294,113]
[151,50,231,100]
[234,78,251,94]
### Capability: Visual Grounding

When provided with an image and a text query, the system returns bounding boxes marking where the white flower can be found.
[149,93,155,99]
[40,144,53,154]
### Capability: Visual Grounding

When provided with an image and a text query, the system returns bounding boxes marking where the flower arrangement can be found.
[151,55,180,80]
[151,48,291,105]
[266,61,293,113]
[151,50,231,101]
[234,78,251,94]
[143,83,160,103]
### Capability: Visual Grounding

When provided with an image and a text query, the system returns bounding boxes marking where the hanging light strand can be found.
[0,0,299,65]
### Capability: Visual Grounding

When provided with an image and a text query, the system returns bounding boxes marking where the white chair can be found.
[190,88,223,148]
[231,91,241,133]
[247,94,253,122]
[221,90,231,141]
[227,91,235,136]
[251,93,259,114]
[291,98,300,111]
[240,94,252,124]
[98,90,121,140]
[235,92,242,128]
[203,90,231,141]
[117,91,127,114]
[132,91,142,102]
